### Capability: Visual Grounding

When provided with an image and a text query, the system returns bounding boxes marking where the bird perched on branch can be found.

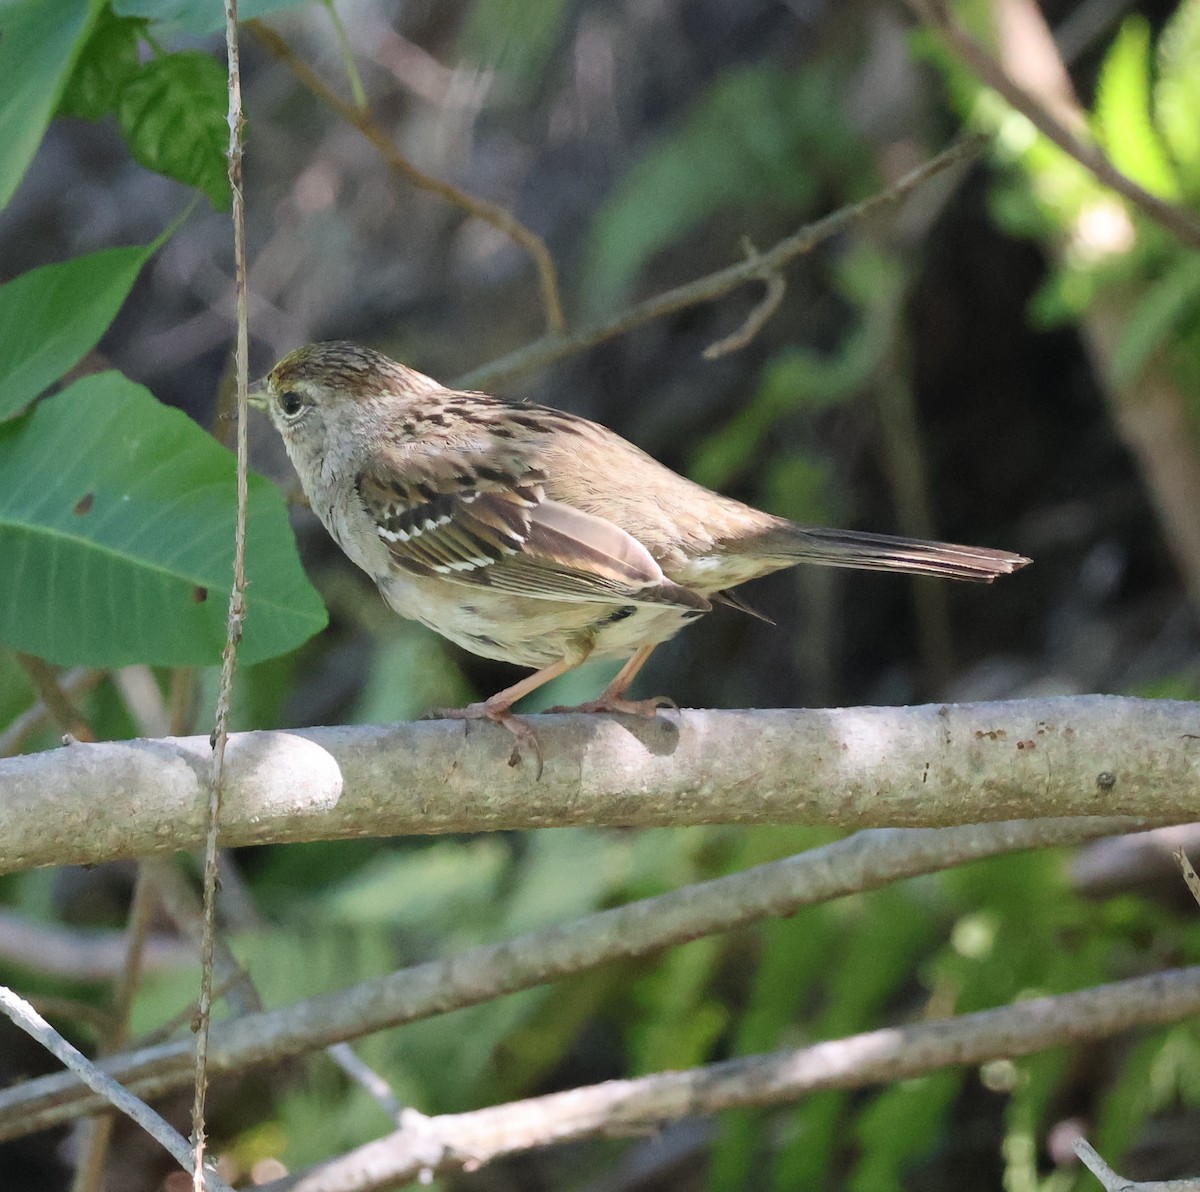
[252,341,1028,774]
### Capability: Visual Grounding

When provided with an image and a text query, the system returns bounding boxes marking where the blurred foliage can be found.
[3,1,1200,1190]
[919,0,1200,412]
[583,60,867,314]
[459,0,569,105]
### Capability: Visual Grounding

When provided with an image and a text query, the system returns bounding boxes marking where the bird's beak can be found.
[246,377,269,411]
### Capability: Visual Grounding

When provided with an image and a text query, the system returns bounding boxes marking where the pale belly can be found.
[376,569,704,669]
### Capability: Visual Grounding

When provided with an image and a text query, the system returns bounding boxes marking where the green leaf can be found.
[1156,0,1200,197]
[57,6,143,122]
[583,62,860,313]
[458,0,567,102]
[0,372,328,666]
[117,51,229,209]
[0,242,161,420]
[1093,17,1180,199]
[112,0,308,34]
[1112,251,1200,387]
[0,0,101,210]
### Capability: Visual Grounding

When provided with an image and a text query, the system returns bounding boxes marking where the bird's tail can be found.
[750,523,1030,583]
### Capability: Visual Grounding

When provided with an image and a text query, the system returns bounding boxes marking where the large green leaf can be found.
[0,0,101,210]
[117,51,230,209]
[0,242,160,421]
[0,372,327,666]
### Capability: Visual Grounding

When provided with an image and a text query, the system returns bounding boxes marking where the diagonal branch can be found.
[264,966,1200,1190]
[453,135,987,389]
[249,19,565,333]
[0,816,1160,1142]
[13,654,96,744]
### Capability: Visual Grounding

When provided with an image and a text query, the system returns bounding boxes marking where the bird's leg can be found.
[434,655,580,778]
[547,644,675,717]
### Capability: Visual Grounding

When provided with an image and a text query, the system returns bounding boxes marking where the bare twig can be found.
[0,911,192,981]
[249,19,565,333]
[73,866,160,1192]
[190,4,251,1185]
[1074,1137,1200,1192]
[0,817,1157,1141]
[454,135,986,390]
[906,0,1200,249]
[0,987,234,1192]
[167,668,197,738]
[1173,847,1200,910]
[0,668,103,756]
[702,239,787,360]
[13,654,96,743]
[154,859,405,1121]
[326,1044,404,1122]
[262,968,1200,1191]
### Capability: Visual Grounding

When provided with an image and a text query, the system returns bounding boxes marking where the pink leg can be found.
[547,644,676,717]
[436,655,581,778]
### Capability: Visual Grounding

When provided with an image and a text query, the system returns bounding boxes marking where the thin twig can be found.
[73,866,160,1192]
[0,668,103,756]
[248,19,565,333]
[906,0,1200,249]
[702,238,787,360]
[0,987,234,1192]
[326,1043,404,1122]
[190,4,251,1187]
[0,911,192,981]
[154,859,404,1119]
[0,817,1156,1140]
[261,968,1200,1191]
[1074,1137,1200,1192]
[454,135,987,390]
[13,654,96,743]
[167,668,197,737]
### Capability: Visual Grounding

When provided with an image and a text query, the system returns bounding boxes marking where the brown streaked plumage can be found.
[254,341,1030,775]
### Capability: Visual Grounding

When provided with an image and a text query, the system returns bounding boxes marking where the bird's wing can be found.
[356,442,709,610]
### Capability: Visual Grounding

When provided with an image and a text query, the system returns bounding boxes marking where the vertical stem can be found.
[192,1,251,1187]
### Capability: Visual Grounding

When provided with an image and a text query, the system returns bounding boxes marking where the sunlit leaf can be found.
[1156,0,1200,197]
[1093,17,1179,199]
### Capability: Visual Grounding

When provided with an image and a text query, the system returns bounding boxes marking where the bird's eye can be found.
[278,390,304,417]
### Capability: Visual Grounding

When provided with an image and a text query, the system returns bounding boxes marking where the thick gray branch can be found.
[0,697,1195,874]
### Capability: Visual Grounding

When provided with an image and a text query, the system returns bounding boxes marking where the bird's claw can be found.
[546,694,676,718]
[432,703,544,780]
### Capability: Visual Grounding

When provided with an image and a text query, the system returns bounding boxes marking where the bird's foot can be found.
[431,702,544,779]
[546,694,677,718]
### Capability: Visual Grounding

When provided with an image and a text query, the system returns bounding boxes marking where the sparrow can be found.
[252,341,1029,773]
